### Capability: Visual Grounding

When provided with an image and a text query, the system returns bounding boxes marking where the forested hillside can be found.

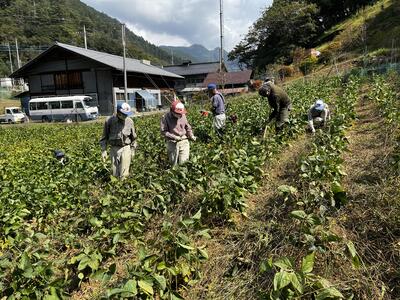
[229,0,387,69]
[0,0,182,76]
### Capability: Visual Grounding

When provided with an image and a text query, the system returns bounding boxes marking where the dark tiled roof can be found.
[203,70,253,86]
[11,42,183,79]
[163,62,221,76]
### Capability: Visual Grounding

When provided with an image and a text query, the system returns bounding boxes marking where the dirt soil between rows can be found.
[186,135,310,299]
[338,95,400,299]
[188,94,400,299]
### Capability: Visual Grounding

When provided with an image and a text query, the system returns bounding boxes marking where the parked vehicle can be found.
[0,107,28,124]
[29,96,99,122]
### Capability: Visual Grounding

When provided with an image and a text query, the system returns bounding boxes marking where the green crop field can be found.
[0,74,399,299]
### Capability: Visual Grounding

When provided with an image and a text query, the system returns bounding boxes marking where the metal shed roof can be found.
[11,42,183,79]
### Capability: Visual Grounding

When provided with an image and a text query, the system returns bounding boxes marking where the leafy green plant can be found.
[261,253,344,300]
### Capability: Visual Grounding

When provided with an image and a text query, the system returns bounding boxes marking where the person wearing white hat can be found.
[308,99,331,134]
[100,102,137,179]
[160,100,196,166]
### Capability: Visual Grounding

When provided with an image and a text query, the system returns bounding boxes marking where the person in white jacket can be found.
[308,99,331,134]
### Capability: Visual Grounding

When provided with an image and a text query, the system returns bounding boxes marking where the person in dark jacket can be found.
[258,78,291,134]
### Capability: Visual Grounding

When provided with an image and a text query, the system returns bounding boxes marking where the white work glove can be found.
[311,129,316,135]
[101,150,107,162]
[175,136,182,142]
[191,136,197,141]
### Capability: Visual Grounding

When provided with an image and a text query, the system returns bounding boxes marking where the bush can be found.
[318,50,334,64]
[291,47,308,65]
[278,65,295,79]
[299,57,318,75]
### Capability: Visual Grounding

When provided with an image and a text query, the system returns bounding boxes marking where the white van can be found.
[29,96,99,122]
[0,107,27,124]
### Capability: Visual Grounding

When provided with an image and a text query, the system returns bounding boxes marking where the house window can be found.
[55,73,68,90]
[41,74,55,92]
[68,72,83,89]
[116,93,125,100]
[54,71,83,90]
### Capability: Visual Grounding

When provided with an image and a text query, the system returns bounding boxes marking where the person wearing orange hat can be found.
[160,100,196,166]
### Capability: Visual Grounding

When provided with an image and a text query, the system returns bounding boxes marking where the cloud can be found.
[126,23,191,47]
[82,0,271,50]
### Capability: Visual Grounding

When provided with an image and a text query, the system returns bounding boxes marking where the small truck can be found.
[0,107,28,124]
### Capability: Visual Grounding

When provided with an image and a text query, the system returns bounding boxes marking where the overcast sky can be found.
[81,0,272,51]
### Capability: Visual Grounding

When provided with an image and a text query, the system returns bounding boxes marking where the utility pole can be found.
[7,42,13,74]
[171,49,174,65]
[83,25,88,49]
[122,23,128,103]
[15,38,21,69]
[219,0,224,73]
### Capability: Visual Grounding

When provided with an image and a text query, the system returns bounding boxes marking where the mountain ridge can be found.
[160,44,241,71]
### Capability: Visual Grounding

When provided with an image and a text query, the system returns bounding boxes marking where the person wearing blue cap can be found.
[207,83,226,136]
[99,102,137,179]
[308,99,331,134]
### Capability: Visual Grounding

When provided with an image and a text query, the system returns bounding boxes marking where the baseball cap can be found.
[117,102,133,116]
[315,99,325,111]
[54,150,65,158]
[207,83,217,90]
[264,76,275,83]
[171,100,186,114]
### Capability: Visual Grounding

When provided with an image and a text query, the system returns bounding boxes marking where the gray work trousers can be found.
[213,113,226,130]
[167,139,190,166]
[110,145,132,178]
[276,106,290,130]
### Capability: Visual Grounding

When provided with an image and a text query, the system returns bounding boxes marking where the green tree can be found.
[310,0,378,28]
[229,0,379,69]
[229,0,319,68]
